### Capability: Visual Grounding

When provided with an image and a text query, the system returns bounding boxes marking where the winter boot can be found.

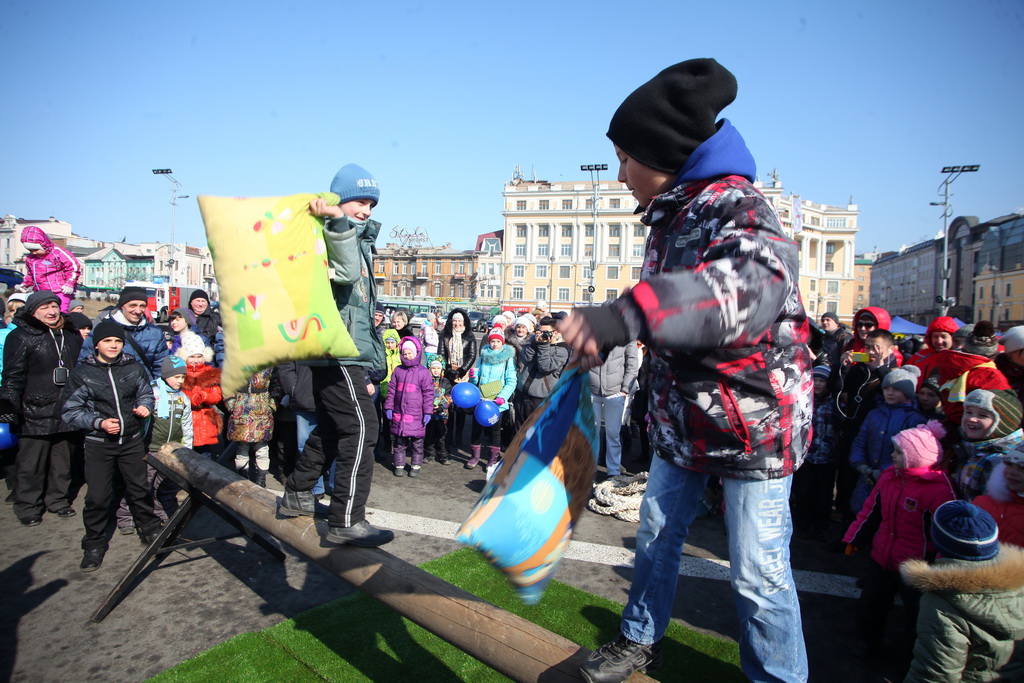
[436,443,450,466]
[279,487,316,517]
[465,445,481,469]
[254,468,268,488]
[236,464,250,482]
[485,446,502,476]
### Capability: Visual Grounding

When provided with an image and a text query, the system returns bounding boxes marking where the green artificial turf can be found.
[151,548,743,682]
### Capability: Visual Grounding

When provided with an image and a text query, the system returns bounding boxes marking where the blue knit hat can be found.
[931,500,999,561]
[329,164,380,205]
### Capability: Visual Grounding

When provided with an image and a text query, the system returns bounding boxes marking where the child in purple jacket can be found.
[385,337,434,478]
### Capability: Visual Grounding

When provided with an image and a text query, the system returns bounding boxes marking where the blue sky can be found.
[3,0,1022,256]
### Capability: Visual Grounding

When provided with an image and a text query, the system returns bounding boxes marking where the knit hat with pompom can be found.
[891,420,946,469]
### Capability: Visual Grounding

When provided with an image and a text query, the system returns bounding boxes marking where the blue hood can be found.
[674,119,756,186]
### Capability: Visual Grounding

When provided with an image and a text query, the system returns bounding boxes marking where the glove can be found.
[422,415,431,425]
[494,397,505,406]
[468,368,476,379]
[385,410,393,421]
[61,284,75,295]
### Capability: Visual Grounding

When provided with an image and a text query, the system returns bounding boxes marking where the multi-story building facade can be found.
[372,232,478,311]
[970,212,1024,329]
[869,241,939,326]
[474,232,503,310]
[756,174,861,324]
[500,171,644,312]
[500,170,862,318]
[852,257,873,312]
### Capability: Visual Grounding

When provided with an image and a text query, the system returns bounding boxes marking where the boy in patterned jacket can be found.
[561,58,813,683]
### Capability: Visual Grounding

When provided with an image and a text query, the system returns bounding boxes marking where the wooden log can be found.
[154,444,653,683]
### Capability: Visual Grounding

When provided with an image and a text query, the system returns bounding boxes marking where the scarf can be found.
[448,330,464,370]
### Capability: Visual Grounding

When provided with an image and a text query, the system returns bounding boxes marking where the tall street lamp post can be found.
[931,164,979,316]
[581,164,607,305]
[152,169,188,288]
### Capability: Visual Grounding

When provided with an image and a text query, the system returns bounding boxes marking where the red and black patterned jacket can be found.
[610,165,812,480]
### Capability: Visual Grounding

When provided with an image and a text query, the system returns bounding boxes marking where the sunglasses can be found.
[856,321,876,328]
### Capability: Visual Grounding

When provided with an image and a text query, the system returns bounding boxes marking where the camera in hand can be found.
[539,331,553,342]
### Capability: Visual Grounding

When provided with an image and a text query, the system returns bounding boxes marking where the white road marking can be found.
[364,507,860,599]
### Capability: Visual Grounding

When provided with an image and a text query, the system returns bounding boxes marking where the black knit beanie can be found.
[24,290,60,315]
[607,58,738,173]
[189,289,209,305]
[93,319,125,343]
[118,286,147,308]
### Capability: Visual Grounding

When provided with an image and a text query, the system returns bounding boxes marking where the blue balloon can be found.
[474,399,501,427]
[452,382,482,410]
[0,423,17,450]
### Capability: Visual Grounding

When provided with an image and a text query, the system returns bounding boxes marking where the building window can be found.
[609,224,621,237]
[402,262,410,275]
[516,225,527,238]
[539,200,549,210]
[557,287,570,301]
[992,285,997,299]
[581,290,593,303]
[560,243,572,257]
[632,244,644,258]
[583,265,593,279]
[827,280,839,294]
[858,285,864,291]
[512,286,523,300]
[586,198,594,209]
[857,275,864,282]
[607,266,619,279]
[610,198,620,209]
[605,289,618,301]
[515,244,526,257]
[449,285,455,297]
[562,199,572,210]
[539,225,549,237]
[535,287,547,301]
[433,282,441,297]
[535,265,548,279]
[633,225,645,237]
[561,224,572,237]
[392,262,400,275]
[538,244,549,257]
[826,301,838,314]
[584,245,593,258]
[825,218,846,228]
[1008,283,1013,296]
[516,200,526,210]
[392,284,399,296]
[631,266,642,280]
[809,279,816,291]
[585,224,594,237]
[559,265,571,278]
[825,261,834,272]
[608,245,620,259]
[825,242,836,255]
[513,265,525,278]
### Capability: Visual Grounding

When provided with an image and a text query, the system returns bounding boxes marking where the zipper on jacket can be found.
[107,364,125,446]
[719,382,753,454]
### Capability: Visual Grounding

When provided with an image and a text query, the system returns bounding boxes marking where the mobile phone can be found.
[850,352,871,363]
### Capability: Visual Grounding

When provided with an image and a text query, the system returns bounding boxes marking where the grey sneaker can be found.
[580,635,663,683]
[325,520,395,547]
[279,487,316,517]
[409,466,421,478]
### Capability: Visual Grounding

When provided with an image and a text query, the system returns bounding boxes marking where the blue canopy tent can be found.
[889,316,927,335]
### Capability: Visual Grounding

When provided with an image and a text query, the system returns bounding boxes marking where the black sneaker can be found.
[80,548,105,572]
[54,507,77,519]
[279,487,316,517]
[20,516,42,527]
[580,635,663,683]
[325,520,395,547]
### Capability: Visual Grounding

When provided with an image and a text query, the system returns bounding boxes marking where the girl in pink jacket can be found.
[843,420,957,659]
[19,226,83,312]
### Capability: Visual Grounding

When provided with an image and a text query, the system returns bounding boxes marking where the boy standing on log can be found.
[560,58,812,683]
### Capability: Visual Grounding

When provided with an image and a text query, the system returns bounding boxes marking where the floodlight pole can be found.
[580,164,607,304]
[152,169,187,288]
[933,165,979,316]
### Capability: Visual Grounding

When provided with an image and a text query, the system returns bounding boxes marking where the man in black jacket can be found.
[0,291,83,526]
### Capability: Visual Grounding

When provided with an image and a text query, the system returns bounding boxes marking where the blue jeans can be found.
[621,455,807,683]
[593,393,626,476]
[296,409,330,496]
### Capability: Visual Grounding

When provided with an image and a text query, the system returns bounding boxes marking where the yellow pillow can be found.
[197,193,357,393]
